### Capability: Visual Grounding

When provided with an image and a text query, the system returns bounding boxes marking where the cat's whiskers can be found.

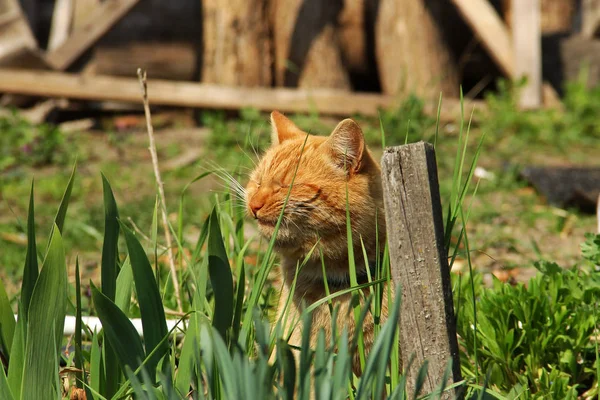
[210,168,248,204]
[236,144,258,168]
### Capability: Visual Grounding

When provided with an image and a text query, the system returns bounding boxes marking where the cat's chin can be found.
[257,222,299,250]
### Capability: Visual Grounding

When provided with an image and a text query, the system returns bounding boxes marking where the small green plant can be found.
[455,234,600,399]
[0,165,423,399]
[0,111,70,173]
[481,74,600,148]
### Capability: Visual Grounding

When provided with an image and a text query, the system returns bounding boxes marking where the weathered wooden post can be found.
[512,0,541,109]
[381,142,462,398]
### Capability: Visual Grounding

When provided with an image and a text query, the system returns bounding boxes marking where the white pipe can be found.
[14,315,184,338]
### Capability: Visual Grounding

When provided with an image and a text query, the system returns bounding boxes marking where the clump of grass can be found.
[455,235,600,399]
[0,111,71,174]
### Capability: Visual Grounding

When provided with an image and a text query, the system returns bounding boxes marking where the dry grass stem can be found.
[137,68,183,312]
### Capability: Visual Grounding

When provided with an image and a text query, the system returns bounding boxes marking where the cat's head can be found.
[245,111,384,258]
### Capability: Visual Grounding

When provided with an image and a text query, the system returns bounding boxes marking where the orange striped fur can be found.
[246,111,390,374]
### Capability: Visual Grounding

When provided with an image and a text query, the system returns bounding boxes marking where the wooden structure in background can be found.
[0,0,43,67]
[452,0,514,77]
[202,0,271,86]
[0,68,486,120]
[2,0,600,115]
[512,0,542,108]
[376,0,459,99]
[381,142,462,399]
[504,0,576,34]
[453,0,542,108]
[270,0,350,89]
[46,0,139,70]
[95,43,197,81]
[582,0,600,38]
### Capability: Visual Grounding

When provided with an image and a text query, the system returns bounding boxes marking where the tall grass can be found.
[0,100,492,399]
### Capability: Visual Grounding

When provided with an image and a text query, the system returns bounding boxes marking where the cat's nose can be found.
[249,197,265,217]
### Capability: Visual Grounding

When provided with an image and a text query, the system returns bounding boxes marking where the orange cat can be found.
[246,111,389,373]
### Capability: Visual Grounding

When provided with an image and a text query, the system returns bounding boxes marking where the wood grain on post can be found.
[202,0,271,86]
[270,0,350,89]
[376,0,459,98]
[381,142,461,398]
[512,0,541,109]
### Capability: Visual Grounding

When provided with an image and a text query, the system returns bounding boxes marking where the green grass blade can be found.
[413,361,429,399]
[0,279,15,360]
[91,284,146,374]
[175,309,199,396]
[125,366,149,400]
[89,328,101,396]
[211,327,238,400]
[0,359,14,400]
[20,180,38,322]
[100,173,121,398]
[6,315,25,398]
[434,92,442,148]
[276,340,297,400]
[207,208,234,341]
[231,261,245,343]
[21,225,68,399]
[75,258,84,389]
[121,223,169,381]
[356,285,401,399]
[332,331,350,400]
[115,256,133,313]
[378,111,386,149]
[100,173,120,302]
[298,310,313,399]
[90,332,102,392]
[53,161,77,234]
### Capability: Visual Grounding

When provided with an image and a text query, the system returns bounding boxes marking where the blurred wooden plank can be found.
[450,0,514,77]
[512,0,541,108]
[94,42,197,80]
[0,68,486,121]
[582,0,600,38]
[0,0,38,62]
[377,0,459,98]
[45,0,140,70]
[47,0,73,51]
[72,0,99,30]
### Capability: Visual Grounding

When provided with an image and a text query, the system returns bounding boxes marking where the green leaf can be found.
[0,279,15,360]
[207,208,234,341]
[115,257,133,313]
[20,180,38,322]
[0,361,13,400]
[52,161,77,235]
[74,258,84,389]
[91,284,146,374]
[413,360,429,399]
[100,173,121,398]
[101,173,120,302]
[6,315,25,398]
[21,225,68,399]
[276,339,297,400]
[175,309,198,396]
[231,261,245,343]
[356,285,401,399]
[121,223,169,381]
[89,328,101,394]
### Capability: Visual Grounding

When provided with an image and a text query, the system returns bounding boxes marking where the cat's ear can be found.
[270,111,303,145]
[327,119,365,173]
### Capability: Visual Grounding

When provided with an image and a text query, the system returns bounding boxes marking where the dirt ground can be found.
[0,113,597,299]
